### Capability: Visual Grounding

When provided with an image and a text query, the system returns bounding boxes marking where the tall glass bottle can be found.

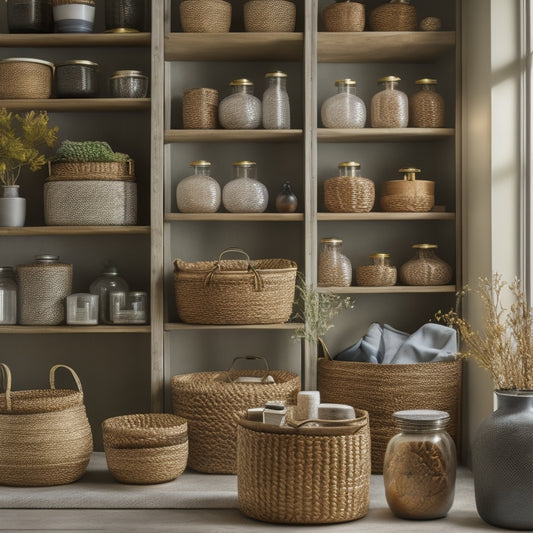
[89,265,129,324]
[262,70,290,129]
[176,160,221,213]
[0,266,17,325]
[321,78,366,128]
[222,161,269,213]
[371,75,408,128]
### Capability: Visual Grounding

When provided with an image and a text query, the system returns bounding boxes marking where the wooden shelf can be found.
[318,31,456,63]
[318,285,457,294]
[165,32,303,61]
[166,213,303,222]
[318,212,455,221]
[0,226,150,236]
[0,33,150,47]
[165,323,302,331]
[165,129,303,143]
[317,128,454,142]
[0,98,150,112]
[0,325,151,334]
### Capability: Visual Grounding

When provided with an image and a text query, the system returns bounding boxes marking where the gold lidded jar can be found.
[262,71,290,129]
[355,253,397,287]
[322,0,365,32]
[383,410,456,520]
[380,167,435,213]
[399,244,453,286]
[318,238,352,287]
[409,78,445,128]
[55,59,99,98]
[371,76,408,128]
[222,161,268,213]
[218,78,262,130]
[369,0,417,32]
[321,78,366,129]
[176,160,221,213]
[109,69,148,98]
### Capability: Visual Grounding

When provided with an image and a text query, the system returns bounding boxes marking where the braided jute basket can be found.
[244,0,296,32]
[324,175,375,213]
[48,160,135,182]
[323,1,365,32]
[369,1,417,31]
[0,363,93,487]
[180,0,232,33]
[173,248,297,325]
[317,341,462,474]
[237,411,371,524]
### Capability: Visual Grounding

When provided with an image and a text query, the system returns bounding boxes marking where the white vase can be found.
[0,185,26,227]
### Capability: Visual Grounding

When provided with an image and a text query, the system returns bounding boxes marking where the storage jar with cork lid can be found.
[369,0,417,32]
[399,244,453,286]
[318,238,352,287]
[176,160,221,213]
[410,78,445,128]
[322,1,365,32]
[321,79,366,129]
[380,167,435,212]
[324,161,374,213]
[219,79,262,130]
[222,161,268,213]
[355,253,397,287]
[371,76,408,128]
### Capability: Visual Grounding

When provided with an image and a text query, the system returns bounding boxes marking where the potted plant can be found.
[0,108,58,227]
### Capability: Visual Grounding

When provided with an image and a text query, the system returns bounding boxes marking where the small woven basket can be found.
[180,0,232,33]
[173,248,297,325]
[48,161,135,182]
[324,175,375,213]
[237,412,371,524]
[323,1,365,32]
[244,0,296,32]
[355,264,397,287]
[0,58,53,99]
[369,1,417,31]
[380,180,435,212]
[183,88,219,129]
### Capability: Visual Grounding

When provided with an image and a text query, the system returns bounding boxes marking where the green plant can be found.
[54,140,131,163]
[0,108,58,186]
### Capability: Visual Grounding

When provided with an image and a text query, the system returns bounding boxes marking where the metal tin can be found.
[105,0,145,32]
[109,70,148,98]
[55,60,99,98]
[6,0,52,33]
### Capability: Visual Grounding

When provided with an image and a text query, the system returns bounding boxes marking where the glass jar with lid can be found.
[383,410,456,519]
[109,70,148,98]
[318,238,352,287]
[66,293,98,325]
[89,265,129,324]
[219,78,262,130]
[262,71,290,130]
[399,244,453,286]
[0,266,17,325]
[370,76,408,128]
[409,78,445,128]
[321,78,366,128]
[176,160,221,213]
[109,291,147,324]
[355,253,397,287]
[222,161,269,213]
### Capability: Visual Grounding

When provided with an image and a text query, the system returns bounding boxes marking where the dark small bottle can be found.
[275,181,298,213]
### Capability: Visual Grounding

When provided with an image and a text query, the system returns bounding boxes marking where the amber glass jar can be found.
[371,76,408,128]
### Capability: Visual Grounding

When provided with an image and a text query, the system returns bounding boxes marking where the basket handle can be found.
[49,364,84,394]
[205,248,264,292]
[226,355,272,383]
[288,418,367,430]
[318,338,333,361]
[0,363,12,412]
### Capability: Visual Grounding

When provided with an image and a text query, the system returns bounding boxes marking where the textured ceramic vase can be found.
[472,390,533,530]
[0,185,26,227]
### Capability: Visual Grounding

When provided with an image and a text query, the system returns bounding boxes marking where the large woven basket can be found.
[173,248,297,325]
[317,343,462,474]
[244,0,296,32]
[369,1,417,31]
[237,412,371,524]
[324,175,375,213]
[182,87,219,129]
[323,1,365,32]
[0,58,54,99]
[171,356,300,473]
[180,0,231,33]
[380,179,435,212]
[0,363,93,487]
[48,160,135,181]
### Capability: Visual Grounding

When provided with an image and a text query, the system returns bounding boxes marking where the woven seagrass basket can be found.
[317,342,462,474]
[173,248,297,325]
[182,87,219,129]
[380,179,435,212]
[323,1,365,32]
[0,58,54,99]
[355,264,397,287]
[171,356,300,474]
[369,0,417,31]
[324,175,375,213]
[0,363,93,487]
[237,411,371,524]
[179,0,232,33]
[48,160,135,181]
[244,0,296,32]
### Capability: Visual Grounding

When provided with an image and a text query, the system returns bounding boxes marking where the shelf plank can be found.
[0,325,151,334]
[318,212,455,221]
[0,98,150,112]
[0,33,151,47]
[165,323,302,331]
[165,129,303,143]
[318,31,456,63]
[165,32,303,61]
[0,226,150,236]
[166,213,303,222]
[317,128,454,142]
[318,285,457,294]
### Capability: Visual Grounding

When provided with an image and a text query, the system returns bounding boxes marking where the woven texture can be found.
[369,2,417,31]
[400,256,453,286]
[183,88,219,129]
[317,352,462,474]
[179,0,231,32]
[244,0,296,32]
[0,60,52,99]
[171,369,300,473]
[44,180,137,226]
[49,161,135,181]
[380,180,435,212]
[237,412,371,524]
[355,265,397,287]
[173,254,297,325]
[323,2,365,32]
[52,0,95,5]
[324,176,375,213]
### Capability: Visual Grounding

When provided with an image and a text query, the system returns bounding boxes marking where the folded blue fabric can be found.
[334,322,457,364]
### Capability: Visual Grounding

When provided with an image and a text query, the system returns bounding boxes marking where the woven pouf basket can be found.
[179,0,232,33]
[237,412,371,524]
[244,0,296,32]
[171,368,300,473]
[380,180,435,212]
[44,180,137,226]
[317,347,462,474]
[369,1,417,31]
[0,363,93,487]
[324,175,375,213]
[183,87,219,129]
[322,1,365,32]
[0,58,54,99]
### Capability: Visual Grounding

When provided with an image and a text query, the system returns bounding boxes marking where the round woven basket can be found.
[244,0,296,32]
[48,161,135,182]
[0,58,53,99]
[237,412,371,524]
[399,255,453,286]
[380,180,435,212]
[180,0,232,33]
[324,175,375,213]
[355,264,397,287]
[323,1,365,32]
[183,88,219,129]
[369,2,417,31]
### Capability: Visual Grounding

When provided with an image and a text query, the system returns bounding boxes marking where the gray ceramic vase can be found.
[0,185,26,227]
[472,390,533,530]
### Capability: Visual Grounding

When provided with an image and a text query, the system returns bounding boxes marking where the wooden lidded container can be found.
[380,167,434,213]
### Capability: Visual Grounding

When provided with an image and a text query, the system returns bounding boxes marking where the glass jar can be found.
[370,76,408,128]
[105,0,145,32]
[355,253,397,287]
[399,244,453,286]
[66,293,98,325]
[321,78,366,128]
[55,60,99,98]
[89,266,129,324]
[176,160,221,213]
[222,161,269,213]
[0,266,17,325]
[109,291,147,324]
[7,0,52,33]
[262,71,290,129]
[318,238,352,287]
[218,79,262,130]
[384,410,456,519]
[409,78,445,128]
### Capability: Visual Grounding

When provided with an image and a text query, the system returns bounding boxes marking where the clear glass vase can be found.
[176,160,221,213]
[219,79,262,129]
[321,78,366,128]
[222,161,269,213]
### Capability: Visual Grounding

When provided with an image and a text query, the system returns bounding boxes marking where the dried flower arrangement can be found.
[436,273,533,390]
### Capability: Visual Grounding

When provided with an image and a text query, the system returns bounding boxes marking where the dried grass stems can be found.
[436,274,533,390]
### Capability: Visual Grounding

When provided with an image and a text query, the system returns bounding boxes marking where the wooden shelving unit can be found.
[0,226,150,236]
[165,213,303,222]
[317,213,455,221]
[318,285,457,294]
[164,129,302,143]
[0,99,150,112]
[317,128,454,142]
[165,323,302,331]
[0,325,151,334]
[0,33,150,47]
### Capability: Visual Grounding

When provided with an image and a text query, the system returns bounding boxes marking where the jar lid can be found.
[321,238,343,244]
[129,291,147,297]
[335,78,356,86]
[412,243,438,249]
[377,75,401,83]
[102,266,120,275]
[230,79,253,86]
[104,27,140,33]
[369,253,390,258]
[190,160,211,167]
[338,161,360,168]
[415,78,438,85]
[0,266,15,273]
[233,160,256,167]
[56,60,99,69]
[265,71,287,78]
[0,57,54,68]
[390,0,411,4]
[393,409,450,430]
[399,167,421,173]
[35,254,59,263]
[110,70,147,80]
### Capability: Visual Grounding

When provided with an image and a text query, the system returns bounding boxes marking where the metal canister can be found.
[55,60,99,98]
[109,70,148,98]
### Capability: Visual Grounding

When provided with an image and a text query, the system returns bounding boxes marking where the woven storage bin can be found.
[323,1,365,32]
[317,344,462,474]
[0,58,53,99]
[237,412,371,524]
[171,359,300,473]
[0,363,93,487]
[44,180,137,226]
[369,1,417,31]
[48,161,135,182]
[183,88,219,129]
[380,180,435,212]
[244,0,296,32]
[179,0,231,33]
[324,176,375,213]
[173,248,297,325]
[355,265,397,287]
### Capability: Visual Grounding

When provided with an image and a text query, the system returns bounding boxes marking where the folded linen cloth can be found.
[334,322,457,364]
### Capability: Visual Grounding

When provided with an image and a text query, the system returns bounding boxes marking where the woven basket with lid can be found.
[180,0,232,33]
[369,0,417,31]
[244,0,296,32]
[323,1,365,32]
[380,167,435,212]
[183,87,219,129]
[0,58,53,99]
